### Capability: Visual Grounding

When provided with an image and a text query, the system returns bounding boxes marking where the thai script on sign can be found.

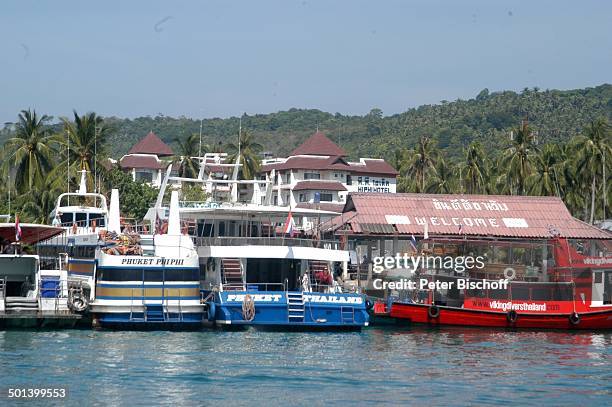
[357,176,391,193]
[432,198,509,212]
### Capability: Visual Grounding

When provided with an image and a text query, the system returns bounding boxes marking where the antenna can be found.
[198,115,203,158]
[238,114,242,158]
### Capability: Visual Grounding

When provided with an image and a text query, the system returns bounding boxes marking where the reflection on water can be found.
[0,328,610,406]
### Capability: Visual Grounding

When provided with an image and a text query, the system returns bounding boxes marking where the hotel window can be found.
[135,170,154,183]
[304,172,320,180]
[346,175,352,185]
[286,172,291,183]
[320,193,333,202]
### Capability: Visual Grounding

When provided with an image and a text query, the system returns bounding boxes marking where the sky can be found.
[1,0,611,124]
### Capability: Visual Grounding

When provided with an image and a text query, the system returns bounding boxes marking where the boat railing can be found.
[243,282,287,292]
[193,236,342,250]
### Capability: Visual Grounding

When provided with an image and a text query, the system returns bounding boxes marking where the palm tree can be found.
[225,130,263,180]
[50,111,110,192]
[174,134,204,178]
[404,136,439,192]
[426,159,454,193]
[17,176,61,223]
[459,141,489,194]
[574,118,611,223]
[1,109,56,193]
[527,143,564,197]
[501,120,538,195]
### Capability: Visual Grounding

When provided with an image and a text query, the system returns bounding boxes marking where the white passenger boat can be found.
[147,156,369,330]
[89,190,205,329]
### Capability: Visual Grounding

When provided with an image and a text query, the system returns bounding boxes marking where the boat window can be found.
[164,269,199,281]
[510,285,530,300]
[144,269,164,282]
[90,213,106,227]
[75,212,87,226]
[530,286,552,301]
[488,286,509,299]
[551,285,573,301]
[98,268,143,281]
[60,212,74,224]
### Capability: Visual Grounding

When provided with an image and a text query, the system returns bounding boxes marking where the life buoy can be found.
[428,304,440,319]
[68,294,89,313]
[365,298,374,311]
[503,267,516,280]
[569,312,580,326]
[507,309,518,324]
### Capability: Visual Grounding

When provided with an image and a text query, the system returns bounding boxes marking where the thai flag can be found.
[283,211,295,237]
[15,214,22,242]
[410,234,418,251]
[458,223,463,234]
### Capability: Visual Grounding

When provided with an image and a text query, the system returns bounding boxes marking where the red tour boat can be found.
[381,237,612,330]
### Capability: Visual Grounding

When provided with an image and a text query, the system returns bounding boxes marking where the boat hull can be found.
[388,302,612,330]
[211,291,369,330]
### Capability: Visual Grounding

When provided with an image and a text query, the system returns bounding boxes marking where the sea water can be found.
[0,327,610,406]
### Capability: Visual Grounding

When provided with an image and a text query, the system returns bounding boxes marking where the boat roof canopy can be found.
[0,223,64,245]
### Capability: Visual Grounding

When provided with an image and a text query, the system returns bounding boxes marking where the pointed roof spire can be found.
[128,131,174,156]
[290,131,346,157]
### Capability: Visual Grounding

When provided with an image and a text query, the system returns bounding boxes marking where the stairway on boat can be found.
[221,258,244,290]
[144,304,165,322]
[287,292,305,322]
[4,297,39,313]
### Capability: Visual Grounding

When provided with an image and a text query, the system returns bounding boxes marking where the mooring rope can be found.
[242,294,255,321]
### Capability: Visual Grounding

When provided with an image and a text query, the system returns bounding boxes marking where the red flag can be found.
[283,211,295,237]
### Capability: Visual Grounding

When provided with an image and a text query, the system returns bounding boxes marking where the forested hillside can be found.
[83,84,612,162]
[1,84,610,162]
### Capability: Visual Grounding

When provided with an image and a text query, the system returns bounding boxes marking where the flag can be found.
[15,213,22,242]
[283,210,295,237]
[410,234,418,251]
[424,222,429,240]
[458,223,463,234]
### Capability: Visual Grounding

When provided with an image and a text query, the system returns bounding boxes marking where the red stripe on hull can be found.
[389,303,612,330]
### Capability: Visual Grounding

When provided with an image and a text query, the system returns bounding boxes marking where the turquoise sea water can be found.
[0,327,610,406]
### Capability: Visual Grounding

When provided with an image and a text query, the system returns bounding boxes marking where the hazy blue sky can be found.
[1,0,610,123]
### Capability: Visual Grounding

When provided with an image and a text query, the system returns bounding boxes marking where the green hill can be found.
[2,84,611,162]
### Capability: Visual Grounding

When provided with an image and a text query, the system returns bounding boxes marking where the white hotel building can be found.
[259,131,398,212]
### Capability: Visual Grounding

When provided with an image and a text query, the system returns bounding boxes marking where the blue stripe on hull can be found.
[96,296,200,300]
[95,313,203,330]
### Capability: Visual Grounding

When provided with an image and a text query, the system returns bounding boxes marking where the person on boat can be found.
[52,212,62,226]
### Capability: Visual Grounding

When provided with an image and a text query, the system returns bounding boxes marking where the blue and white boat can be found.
[150,157,369,330]
[89,190,205,329]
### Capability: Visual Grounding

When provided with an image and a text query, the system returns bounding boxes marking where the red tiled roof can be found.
[120,155,165,169]
[296,202,344,213]
[348,159,399,176]
[291,131,346,156]
[261,156,398,176]
[293,181,347,191]
[330,193,610,239]
[128,131,173,156]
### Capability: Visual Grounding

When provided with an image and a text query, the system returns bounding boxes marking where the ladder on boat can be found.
[145,304,165,322]
[287,292,305,323]
[341,306,355,324]
[221,258,245,291]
